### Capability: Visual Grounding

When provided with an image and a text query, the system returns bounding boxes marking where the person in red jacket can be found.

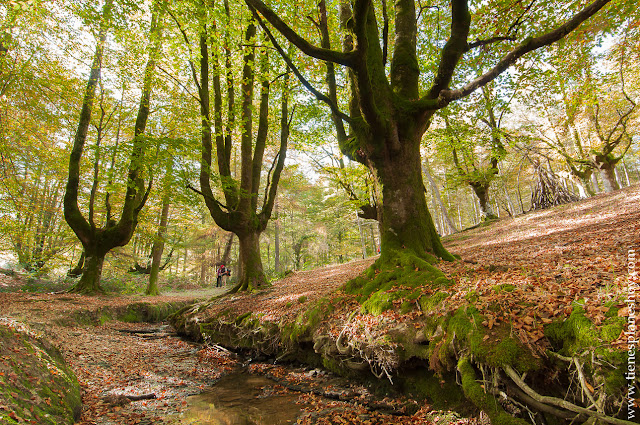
[216,263,230,287]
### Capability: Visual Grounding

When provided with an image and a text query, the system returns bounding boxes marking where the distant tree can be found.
[0,0,80,273]
[518,21,637,195]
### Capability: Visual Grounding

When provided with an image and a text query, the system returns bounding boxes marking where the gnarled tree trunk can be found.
[236,232,266,291]
[375,140,453,260]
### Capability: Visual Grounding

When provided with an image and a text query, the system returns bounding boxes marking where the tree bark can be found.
[599,164,619,192]
[146,195,170,295]
[274,202,280,273]
[375,143,453,261]
[233,231,266,291]
[470,182,496,220]
[75,250,106,294]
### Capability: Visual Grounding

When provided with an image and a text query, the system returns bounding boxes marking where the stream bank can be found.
[0,289,475,425]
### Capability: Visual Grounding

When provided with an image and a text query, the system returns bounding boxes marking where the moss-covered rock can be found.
[0,319,81,425]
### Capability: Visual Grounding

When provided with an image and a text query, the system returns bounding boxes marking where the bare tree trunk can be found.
[356,211,367,259]
[222,232,234,265]
[274,202,280,273]
[590,173,600,194]
[147,197,170,295]
[422,161,458,234]
[622,161,631,186]
[599,165,619,193]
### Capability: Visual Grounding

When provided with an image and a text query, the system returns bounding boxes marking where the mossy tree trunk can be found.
[191,3,290,292]
[247,0,611,275]
[596,156,621,193]
[374,136,454,261]
[234,231,266,292]
[75,250,106,294]
[64,4,162,294]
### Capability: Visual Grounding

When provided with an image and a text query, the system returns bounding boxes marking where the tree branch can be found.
[503,365,636,425]
[436,0,612,105]
[465,35,516,51]
[426,0,471,98]
[244,0,355,67]
[250,8,352,124]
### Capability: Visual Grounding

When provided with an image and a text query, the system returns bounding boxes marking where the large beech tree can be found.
[244,0,613,269]
[182,1,291,291]
[63,2,163,293]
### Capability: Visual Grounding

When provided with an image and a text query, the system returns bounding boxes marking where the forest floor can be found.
[1,184,639,424]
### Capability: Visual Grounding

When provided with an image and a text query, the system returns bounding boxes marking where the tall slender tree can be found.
[180,1,291,291]
[64,2,163,293]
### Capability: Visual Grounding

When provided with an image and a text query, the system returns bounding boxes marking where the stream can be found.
[178,370,310,425]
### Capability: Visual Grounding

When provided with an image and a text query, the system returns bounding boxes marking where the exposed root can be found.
[503,365,636,425]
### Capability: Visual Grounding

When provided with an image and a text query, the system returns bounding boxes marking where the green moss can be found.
[446,307,540,372]
[400,300,413,314]
[345,250,453,316]
[361,290,395,315]
[458,358,529,425]
[297,295,308,303]
[492,284,515,292]
[420,291,450,311]
[281,296,337,344]
[545,305,622,356]
[235,312,252,325]
[543,304,628,396]
[119,309,140,323]
[601,317,624,342]
[1,323,81,424]
[98,311,113,325]
[402,370,468,413]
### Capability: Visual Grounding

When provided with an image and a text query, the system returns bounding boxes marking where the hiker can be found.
[216,263,230,287]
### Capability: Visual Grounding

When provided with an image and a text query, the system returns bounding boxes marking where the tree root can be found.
[503,365,635,425]
[458,358,529,425]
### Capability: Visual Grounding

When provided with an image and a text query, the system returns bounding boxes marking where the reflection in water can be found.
[180,372,306,425]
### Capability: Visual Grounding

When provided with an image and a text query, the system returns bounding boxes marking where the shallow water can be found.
[179,371,307,425]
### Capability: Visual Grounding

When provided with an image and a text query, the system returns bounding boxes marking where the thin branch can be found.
[466,35,516,51]
[186,183,203,196]
[166,7,201,95]
[156,65,200,102]
[250,8,352,124]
